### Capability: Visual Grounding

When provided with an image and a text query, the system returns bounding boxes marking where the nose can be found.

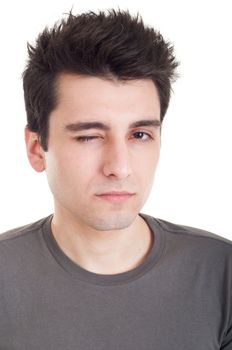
[102,139,132,179]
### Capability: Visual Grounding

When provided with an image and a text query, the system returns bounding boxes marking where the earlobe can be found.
[24,127,46,172]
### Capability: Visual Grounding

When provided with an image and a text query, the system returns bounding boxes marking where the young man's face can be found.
[28,73,161,231]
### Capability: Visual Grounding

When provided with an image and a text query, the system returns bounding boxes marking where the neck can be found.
[51,210,154,275]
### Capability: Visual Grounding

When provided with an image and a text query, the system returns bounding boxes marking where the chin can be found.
[86,211,138,231]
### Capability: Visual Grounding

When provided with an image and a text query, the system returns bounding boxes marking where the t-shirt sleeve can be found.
[220,254,232,350]
[220,247,232,350]
[220,324,232,349]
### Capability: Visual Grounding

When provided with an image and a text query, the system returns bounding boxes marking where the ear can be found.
[24,127,46,172]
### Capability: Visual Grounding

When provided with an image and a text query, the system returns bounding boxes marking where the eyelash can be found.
[75,132,153,143]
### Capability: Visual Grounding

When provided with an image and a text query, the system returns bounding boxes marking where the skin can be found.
[25,73,161,274]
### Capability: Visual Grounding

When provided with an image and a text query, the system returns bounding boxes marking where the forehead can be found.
[51,73,161,127]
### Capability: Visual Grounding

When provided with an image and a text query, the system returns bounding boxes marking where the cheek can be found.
[135,146,159,176]
[45,148,100,191]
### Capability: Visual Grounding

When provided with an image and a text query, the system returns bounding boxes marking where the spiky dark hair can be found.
[23,9,179,150]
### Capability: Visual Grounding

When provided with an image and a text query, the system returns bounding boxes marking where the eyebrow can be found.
[64,119,161,132]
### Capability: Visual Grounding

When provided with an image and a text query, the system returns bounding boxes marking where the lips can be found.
[95,191,135,203]
[96,191,134,195]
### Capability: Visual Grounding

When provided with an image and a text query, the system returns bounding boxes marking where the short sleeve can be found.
[220,247,232,350]
[221,251,232,349]
[221,324,232,349]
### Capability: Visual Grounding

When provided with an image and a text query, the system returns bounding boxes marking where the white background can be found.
[0,0,231,239]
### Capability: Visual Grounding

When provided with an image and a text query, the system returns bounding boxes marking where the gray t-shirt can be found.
[0,213,231,350]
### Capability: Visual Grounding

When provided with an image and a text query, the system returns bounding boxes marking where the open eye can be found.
[132,131,152,141]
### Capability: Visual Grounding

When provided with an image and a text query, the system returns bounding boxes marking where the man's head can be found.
[24,9,179,231]
[23,9,179,151]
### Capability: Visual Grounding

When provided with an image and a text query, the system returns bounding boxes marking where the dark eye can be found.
[133,132,152,141]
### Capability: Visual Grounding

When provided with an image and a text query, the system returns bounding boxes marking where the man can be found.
[0,8,231,350]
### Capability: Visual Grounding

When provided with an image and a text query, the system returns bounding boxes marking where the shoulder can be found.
[0,216,52,243]
[0,216,53,260]
[156,217,232,245]
[0,215,53,277]
[142,213,232,261]
[157,218,232,266]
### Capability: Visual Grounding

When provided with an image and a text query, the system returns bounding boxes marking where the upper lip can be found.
[96,191,135,195]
